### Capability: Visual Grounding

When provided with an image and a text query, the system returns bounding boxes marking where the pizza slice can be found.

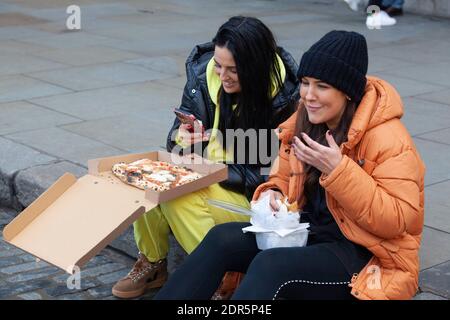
[111,158,202,191]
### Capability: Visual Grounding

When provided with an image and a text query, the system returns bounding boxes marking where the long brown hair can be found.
[293,99,357,202]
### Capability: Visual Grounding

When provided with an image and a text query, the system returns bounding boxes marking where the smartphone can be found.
[174,108,197,126]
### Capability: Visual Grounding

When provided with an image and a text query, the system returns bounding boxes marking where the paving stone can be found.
[80,263,126,278]
[29,2,138,21]
[423,181,450,234]
[0,177,15,210]
[103,31,206,57]
[401,97,450,136]
[30,81,180,121]
[0,74,71,104]
[0,247,23,258]
[0,52,66,77]
[261,12,329,25]
[97,269,129,285]
[370,39,450,64]
[0,279,53,298]
[419,260,450,299]
[405,0,450,18]
[367,54,416,74]
[44,280,98,297]
[102,295,119,300]
[52,263,125,285]
[57,292,90,300]
[0,26,53,41]
[29,62,173,91]
[420,227,450,270]
[17,292,44,300]
[413,292,447,300]
[0,260,50,275]
[60,111,174,153]
[0,207,17,226]
[0,11,49,27]
[83,255,112,269]
[0,256,24,268]
[5,266,61,283]
[371,72,447,98]
[14,161,87,207]
[413,138,450,186]
[167,234,188,275]
[109,226,139,259]
[86,285,116,299]
[155,75,187,90]
[30,46,143,67]
[5,127,124,167]
[19,32,122,50]
[0,137,55,207]
[0,39,50,55]
[0,101,81,136]
[0,238,13,250]
[384,61,450,88]
[124,56,183,77]
[415,89,450,107]
[418,128,450,146]
[19,254,45,263]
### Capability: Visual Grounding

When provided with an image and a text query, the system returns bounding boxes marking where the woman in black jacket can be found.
[112,16,299,299]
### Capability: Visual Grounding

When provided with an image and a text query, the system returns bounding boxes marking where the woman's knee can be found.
[247,249,283,273]
[202,222,250,251]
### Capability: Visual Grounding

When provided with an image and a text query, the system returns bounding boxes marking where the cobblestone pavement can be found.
[0,207,158,300]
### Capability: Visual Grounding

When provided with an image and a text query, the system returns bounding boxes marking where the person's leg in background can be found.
[382,0,404,15]
[154,222,259,300]
[367,0,385,9]
[231,244,356,300]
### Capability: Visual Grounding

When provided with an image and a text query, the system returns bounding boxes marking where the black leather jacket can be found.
[166,42,299,200]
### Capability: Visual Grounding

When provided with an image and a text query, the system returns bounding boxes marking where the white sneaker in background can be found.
[344,0,361,11]
[366,10,396,29]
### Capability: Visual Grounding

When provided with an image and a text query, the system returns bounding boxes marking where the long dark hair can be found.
[293,99,357,202]
[213,16,283,149]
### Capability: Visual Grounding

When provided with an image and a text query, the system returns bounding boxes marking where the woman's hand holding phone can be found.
[177,123,210,145]
[174,108,210,145]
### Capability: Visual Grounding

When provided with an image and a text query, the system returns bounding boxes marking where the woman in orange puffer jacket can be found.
[154,30,425,300]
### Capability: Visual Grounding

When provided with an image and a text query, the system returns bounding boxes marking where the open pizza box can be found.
[3,151,227,274]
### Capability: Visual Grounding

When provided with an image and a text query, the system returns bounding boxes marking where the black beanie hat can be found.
[297,30,368,103]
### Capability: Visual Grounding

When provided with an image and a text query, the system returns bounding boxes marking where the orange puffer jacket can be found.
[253,76,426,300]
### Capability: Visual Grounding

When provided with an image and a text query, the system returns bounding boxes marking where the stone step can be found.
[404,0,450,18]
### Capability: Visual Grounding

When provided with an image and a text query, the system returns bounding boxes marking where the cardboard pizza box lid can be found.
[3,151,227,274]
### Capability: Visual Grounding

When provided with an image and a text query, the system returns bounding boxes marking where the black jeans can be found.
[154,222,357,300]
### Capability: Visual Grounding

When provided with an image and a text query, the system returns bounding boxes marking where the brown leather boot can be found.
[112,253,168,299]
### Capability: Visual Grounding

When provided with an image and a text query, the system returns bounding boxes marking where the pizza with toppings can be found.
[112,158,203,191]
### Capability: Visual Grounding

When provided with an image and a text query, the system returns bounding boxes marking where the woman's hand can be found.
[292,131,342,175]
[260,189,284,211]
[177,123,210,146]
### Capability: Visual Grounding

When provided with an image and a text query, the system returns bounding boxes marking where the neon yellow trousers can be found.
[133,183,250,262]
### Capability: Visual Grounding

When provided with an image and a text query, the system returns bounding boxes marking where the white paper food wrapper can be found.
[242,193,309,237]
